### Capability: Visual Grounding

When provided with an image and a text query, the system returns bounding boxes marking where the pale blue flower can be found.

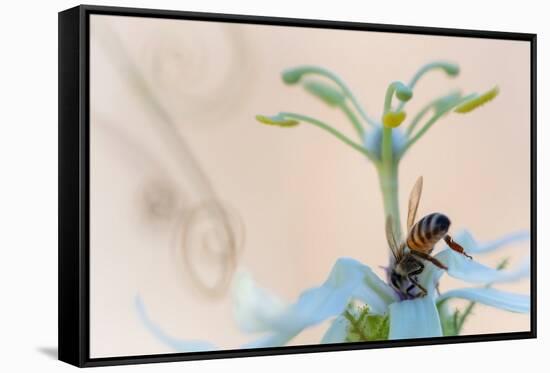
[135,62,529,352]
[235,231,529,345]
[136,230,529,351]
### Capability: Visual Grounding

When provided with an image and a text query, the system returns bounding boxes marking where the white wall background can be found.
[0,0,545,372]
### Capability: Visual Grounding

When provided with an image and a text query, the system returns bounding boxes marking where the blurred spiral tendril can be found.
[139,24,253,124]
[92,114,186,224]
[178,200,245,297]
[142,179,181,221]
[94,19,247,297]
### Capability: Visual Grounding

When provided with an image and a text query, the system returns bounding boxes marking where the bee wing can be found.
[386,215,403,261]
[407,176,423,231]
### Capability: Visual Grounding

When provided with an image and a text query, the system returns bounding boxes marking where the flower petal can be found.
[135,296,217,352]
[389,297,442,339]
[137,295,300,351]
[320,315,349,344]
[420,249,530,294]
[233,257,397,347]
[232,271,287,333]
[442,250,529,283]
[268,257,396,325]
[454,230,529,254]
[438,288,530,313]
[241,332,300,349]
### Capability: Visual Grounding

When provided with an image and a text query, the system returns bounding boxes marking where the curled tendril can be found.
[382,81,412,128]
[178,200,245,297]
[408,61,460,89]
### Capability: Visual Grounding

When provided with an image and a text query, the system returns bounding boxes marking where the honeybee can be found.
[386,176,472,297]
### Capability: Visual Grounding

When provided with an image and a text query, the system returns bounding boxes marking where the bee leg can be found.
[405,284,417,298]
[444,235,472,259]
[410,250,449,270]
[406,264,427,297]
[407,276,427,297]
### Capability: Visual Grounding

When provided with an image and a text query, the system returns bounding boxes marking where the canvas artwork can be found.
[59,6,534,366]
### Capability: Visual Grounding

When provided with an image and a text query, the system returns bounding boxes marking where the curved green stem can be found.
[408,62,459,89]
[383,81,412,115]
[384,86,396,114]
[396,62,459,112]
[285,66,378,127]
[405,103,433,137]
[405,91,461,137]
[377,161,401,242]
[341,103,365,139]
[400,94,468,158]
[279,112,376,162]
[400,112,445,157]
[381,126,393,164]
[379,126,401,240]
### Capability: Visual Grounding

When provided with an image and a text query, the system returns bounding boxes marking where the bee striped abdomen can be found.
[407,213,451,253]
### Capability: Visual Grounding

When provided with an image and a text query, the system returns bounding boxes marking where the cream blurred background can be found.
[89,15,531,358]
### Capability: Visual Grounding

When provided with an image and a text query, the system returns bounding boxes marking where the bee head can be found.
[390,270,404,291]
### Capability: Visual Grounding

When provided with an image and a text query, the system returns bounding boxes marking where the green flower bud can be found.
[303,80,345,107]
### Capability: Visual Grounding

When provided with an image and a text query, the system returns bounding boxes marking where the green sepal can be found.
[344,305,390,342]
[437,300,460,336]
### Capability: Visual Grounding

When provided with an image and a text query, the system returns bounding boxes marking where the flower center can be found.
[362,125,406,161]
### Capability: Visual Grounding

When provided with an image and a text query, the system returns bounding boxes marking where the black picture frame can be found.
[58,4,537,368]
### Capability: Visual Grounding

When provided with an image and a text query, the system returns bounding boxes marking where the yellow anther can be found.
[255,114,300,127]
[383,111,407,128]
[454,87,499,114]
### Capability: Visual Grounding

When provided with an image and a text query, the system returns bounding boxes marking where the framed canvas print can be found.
[58,5,537,367]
